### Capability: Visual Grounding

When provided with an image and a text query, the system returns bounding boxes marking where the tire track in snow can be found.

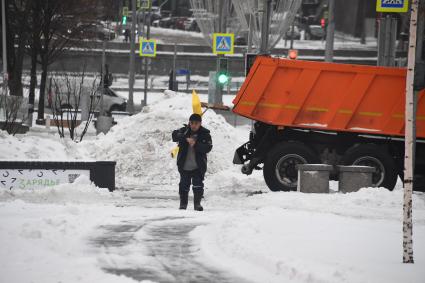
[91,216,249,283]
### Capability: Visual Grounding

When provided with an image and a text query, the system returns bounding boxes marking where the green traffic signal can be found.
[218,73,229,85]
[122,16,127,25]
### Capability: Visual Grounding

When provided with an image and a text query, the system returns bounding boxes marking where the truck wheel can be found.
[263,142,320,192]
[341,144,397,190]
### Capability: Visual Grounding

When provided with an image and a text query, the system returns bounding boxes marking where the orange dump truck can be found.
[232,56,425,191]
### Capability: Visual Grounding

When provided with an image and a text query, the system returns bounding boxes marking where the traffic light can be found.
[320,18,326,28]
[217,58,229,85]
[122,6,129,24]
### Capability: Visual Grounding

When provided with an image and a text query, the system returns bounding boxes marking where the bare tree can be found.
[1,0,31,97]
[50,70,100,142]
[32,0,100,122]
[0,92,28,135]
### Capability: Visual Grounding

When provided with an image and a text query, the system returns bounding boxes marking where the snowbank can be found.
[0,175,128,204]
[0,130,85,160]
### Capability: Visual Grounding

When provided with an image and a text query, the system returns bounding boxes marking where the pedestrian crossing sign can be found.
[376,0,408,12]
[213,33,234,55]
[139,39,157,57]
[137,0,151,10]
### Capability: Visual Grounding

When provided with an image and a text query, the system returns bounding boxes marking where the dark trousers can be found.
[179,169,204,194]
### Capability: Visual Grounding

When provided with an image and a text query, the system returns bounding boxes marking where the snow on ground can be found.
[193,189,425,283]
[1,91,425,283]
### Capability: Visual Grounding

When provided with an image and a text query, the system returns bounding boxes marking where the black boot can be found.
[193,189,204,211]
[179,191,188,210]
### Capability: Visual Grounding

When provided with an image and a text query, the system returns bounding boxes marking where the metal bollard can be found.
[96,116,113,135]
[297,164,333,193]
[45,115,51,130]
[337,166,375,193]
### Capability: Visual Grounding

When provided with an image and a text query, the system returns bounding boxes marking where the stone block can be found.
[297,164,333,194]
[337,165,375,193]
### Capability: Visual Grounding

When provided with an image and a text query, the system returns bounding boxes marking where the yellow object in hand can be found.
[171,146,180,158]
[192,90,203,115]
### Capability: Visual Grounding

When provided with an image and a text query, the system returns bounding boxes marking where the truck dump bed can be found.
[233,56,425,139]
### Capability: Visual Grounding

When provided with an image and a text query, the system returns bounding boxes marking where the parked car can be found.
[80,23,116,41]
[158,17,176,28]
[175,17,189,30]
[305,25,325,40]
[100,88,127,113]
[48,81,127,114]
[235,35,247,46]
[150,6,162,24]
[184,18,200,32]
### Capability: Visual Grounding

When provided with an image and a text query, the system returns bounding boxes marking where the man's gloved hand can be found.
[186,137,196,147]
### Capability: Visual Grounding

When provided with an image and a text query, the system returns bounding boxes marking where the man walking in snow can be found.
[172,114,212,211]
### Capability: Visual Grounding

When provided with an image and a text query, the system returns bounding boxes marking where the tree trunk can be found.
[8,35,25,97]
[36,54,48,122]
[27,46,38,125]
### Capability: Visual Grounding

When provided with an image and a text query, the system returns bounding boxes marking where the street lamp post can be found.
[1,0,7,95]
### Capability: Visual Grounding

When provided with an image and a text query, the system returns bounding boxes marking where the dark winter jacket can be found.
[172,125,212,175]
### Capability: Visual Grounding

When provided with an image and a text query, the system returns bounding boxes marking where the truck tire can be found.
[341,144,397,190]
[263,142,320,192]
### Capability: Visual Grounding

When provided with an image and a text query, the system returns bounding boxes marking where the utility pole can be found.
[99,40,107,117]
[1,0,7,96]
[290,22,295,50]
[143,4,151,106]
[359,0,367,45]
[260,0,272,54]
[172,42,177,91]
[247,13,254,53]
[403,0,420,264]
[127,0,137,113]
[214,0,225,105]
[324,0,335,62]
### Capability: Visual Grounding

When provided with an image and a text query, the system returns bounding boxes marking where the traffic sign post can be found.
[213,33,234,55]
[376,0,408,12]
[212,33,234,105]
[139,39,157,57]
[376,0,407,66]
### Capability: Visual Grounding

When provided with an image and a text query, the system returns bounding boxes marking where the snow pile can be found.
[0,130,85,160]
[83,91,247,187]
[207,185,425,221]
[0,175,128,204]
